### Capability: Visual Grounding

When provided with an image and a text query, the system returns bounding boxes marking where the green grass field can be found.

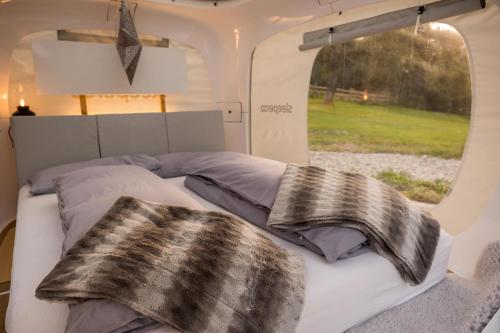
[308,98,470,159]
[375,171,451,204]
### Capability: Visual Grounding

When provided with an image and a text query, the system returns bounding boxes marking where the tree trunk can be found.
[324,48,340,105]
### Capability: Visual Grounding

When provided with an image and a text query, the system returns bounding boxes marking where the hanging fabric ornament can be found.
[116,1,142,85]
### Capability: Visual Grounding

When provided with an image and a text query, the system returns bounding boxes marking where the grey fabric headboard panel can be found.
[97,113,169,157]
[11,111,225,186]
[11,116,101,186]
[166,111,225,152]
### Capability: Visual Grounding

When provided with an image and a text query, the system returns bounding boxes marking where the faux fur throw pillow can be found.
[268,165,440,285]
[36,197,305,333]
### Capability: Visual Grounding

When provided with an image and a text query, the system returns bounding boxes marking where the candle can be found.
[13,98,35,116]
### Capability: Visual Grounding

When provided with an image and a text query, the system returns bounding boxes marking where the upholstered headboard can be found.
[11,111,225,186]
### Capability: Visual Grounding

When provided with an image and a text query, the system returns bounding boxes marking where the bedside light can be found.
[13,98,36,116]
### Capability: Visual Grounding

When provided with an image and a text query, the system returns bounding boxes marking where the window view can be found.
[308,23,471,205]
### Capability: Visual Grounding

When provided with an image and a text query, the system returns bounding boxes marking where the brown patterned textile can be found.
[36,197,305,333]
[268,165,440,285]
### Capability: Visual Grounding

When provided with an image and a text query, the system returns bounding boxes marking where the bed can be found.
[6,111,452,333]
[7,180,452,333]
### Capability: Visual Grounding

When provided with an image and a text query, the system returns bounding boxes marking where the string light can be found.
[234,28,240,49]
[363,91,369,102]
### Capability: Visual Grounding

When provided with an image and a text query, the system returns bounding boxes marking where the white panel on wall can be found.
[32,40,188,95]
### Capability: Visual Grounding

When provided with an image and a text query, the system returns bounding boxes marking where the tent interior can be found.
[0,0,499,332]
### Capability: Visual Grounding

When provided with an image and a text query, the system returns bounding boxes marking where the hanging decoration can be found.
[116,1,142,85]
[414,6,425,35]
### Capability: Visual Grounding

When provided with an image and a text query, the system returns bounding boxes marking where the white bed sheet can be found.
[7,178,452,333]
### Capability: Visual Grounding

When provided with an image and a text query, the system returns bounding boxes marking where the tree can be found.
[323,44,342,104]
[309,24,472,115]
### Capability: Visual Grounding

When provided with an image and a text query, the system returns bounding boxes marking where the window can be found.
[308,23,471,204]
[8,30,215,116]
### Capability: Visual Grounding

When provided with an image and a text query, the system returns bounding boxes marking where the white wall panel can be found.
[432,6,500,234]
[32,40,187,95]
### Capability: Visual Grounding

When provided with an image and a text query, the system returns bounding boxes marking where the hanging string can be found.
[328,27,335,45]
[414,6,425,35]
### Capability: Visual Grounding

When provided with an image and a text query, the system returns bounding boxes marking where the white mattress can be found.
[7,178,452,333]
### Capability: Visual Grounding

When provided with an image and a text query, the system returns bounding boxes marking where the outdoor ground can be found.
[308,98,471,203]
[308,98,470,159]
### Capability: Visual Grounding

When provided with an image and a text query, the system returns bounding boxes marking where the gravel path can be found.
[309,151,461,182]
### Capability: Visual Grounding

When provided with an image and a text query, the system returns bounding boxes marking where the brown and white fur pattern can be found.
[268,165,440,285]
[36,197,305,333]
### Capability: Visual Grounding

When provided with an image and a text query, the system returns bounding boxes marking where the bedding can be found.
[55,165,202,254]
[66,300,160,333]
[183,153,368,262]
[182,152,287,209]
[29,154,160,195]
[37,196,305,333]
[155,152,213,178]
[269,165,441,285]
[185,175,368,262]
[55,165,205,333]
[7,179,453,333]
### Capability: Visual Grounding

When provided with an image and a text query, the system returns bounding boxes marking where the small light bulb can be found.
[20,98,25,107]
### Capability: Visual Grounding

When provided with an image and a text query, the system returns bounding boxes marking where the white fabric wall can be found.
[433,7,500,234]
[251,2,500,235]
[250,29,318,164]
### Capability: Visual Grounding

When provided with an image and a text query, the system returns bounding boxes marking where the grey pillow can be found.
[155,152,214,178]
[185,175,368,262]
[56,165,202,253]
[183,152,286,209]
[55,165,203,333]
[29,154,160,195]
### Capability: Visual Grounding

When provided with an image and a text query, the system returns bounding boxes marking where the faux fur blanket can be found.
[36,196,305,333]
[268,165,440,285]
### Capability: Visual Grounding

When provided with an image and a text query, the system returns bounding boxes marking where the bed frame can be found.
[10,111,226,186]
